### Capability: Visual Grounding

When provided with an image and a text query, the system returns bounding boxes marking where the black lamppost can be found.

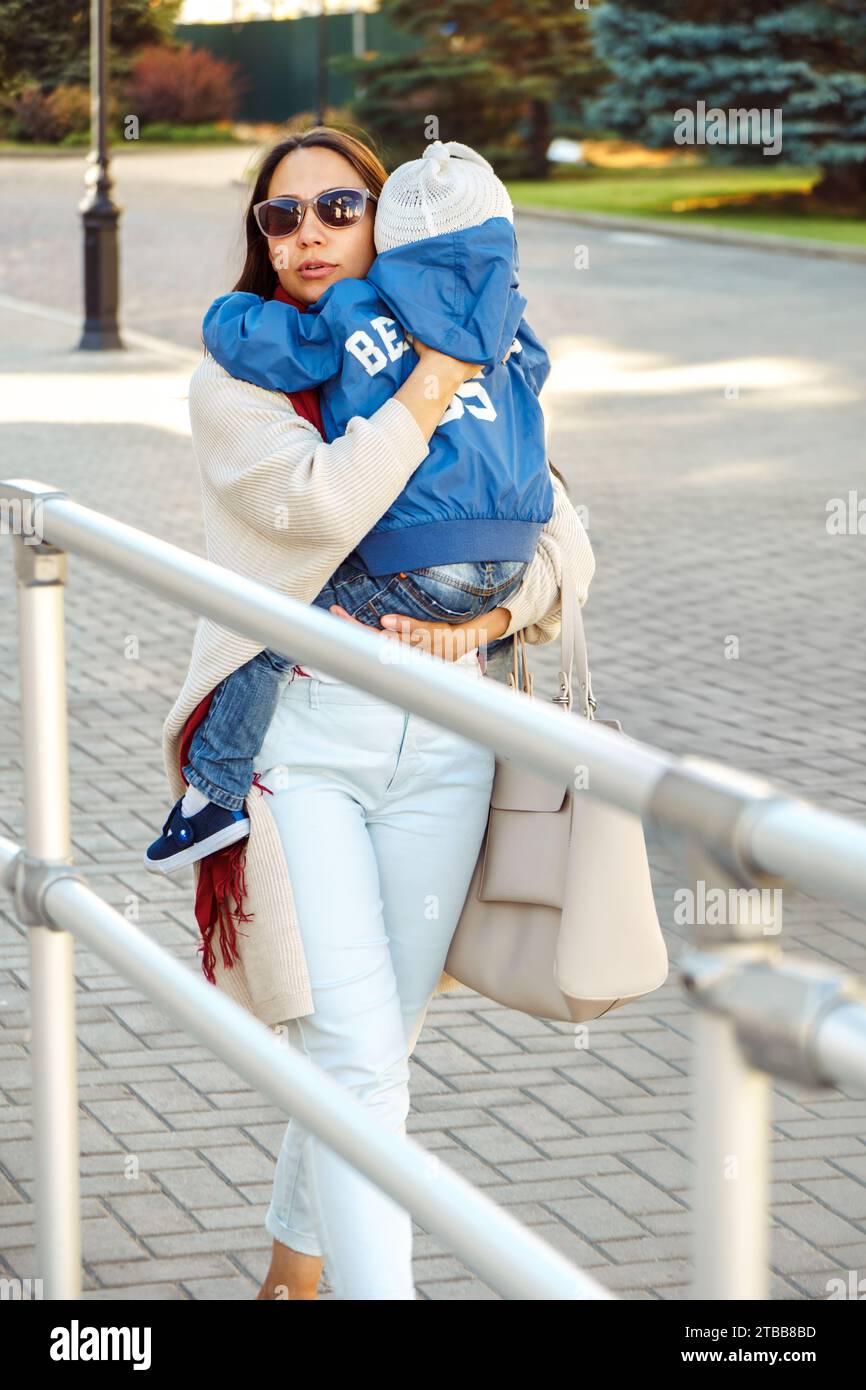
[78,0,123,350]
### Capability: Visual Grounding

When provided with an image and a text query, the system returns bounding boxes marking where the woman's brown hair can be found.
[548,460,568,492]
[231,125,389,299]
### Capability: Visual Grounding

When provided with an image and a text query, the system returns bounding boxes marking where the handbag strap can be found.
[509,627,534,697]
[556,566,595,718]
[506,560,595,719]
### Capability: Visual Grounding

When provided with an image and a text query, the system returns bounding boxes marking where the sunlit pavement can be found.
[0,150,865,1300]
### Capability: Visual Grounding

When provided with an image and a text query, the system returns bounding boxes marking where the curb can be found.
[512,203,866,264]
[0,147,86,158]
[0,292,202,367]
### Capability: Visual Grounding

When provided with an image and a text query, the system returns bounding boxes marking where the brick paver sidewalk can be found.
[1,234,865,1300]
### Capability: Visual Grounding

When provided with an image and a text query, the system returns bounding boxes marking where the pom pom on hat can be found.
[374,139,513,253]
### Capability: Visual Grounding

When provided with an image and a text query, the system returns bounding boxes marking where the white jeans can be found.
[255,654,495,1299]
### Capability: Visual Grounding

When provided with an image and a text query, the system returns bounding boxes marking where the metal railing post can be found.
[676,944,866,1301]
[684,840,780,1301]
[12,529,81,1299]
[647,759,789,1300]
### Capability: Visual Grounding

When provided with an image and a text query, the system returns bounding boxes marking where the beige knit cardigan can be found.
[162,350,596,1026]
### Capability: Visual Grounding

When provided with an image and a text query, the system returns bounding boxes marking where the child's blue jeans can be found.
[182,554,525,811]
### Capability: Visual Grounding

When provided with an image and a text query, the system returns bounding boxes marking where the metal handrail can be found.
[2,475,866,1302]
[2,481,865,900]
[0,833,607,1301]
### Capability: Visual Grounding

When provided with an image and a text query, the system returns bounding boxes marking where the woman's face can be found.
[264,146,377,305]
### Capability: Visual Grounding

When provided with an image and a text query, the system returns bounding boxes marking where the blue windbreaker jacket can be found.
[202,217,554,575]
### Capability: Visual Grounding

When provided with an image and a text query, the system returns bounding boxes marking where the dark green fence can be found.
[175,12,420,125]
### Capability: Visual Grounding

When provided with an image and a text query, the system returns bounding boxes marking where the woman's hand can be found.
[393,337,485,444]
[411,335,483,386]
[328,604,511,663]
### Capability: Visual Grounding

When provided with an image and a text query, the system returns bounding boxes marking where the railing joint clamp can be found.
[12,852,86,930]
[647,761,793,889]
[679,948,866,1086]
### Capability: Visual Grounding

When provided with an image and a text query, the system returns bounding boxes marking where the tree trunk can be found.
[527,97,551,179]
[812,161,866,211]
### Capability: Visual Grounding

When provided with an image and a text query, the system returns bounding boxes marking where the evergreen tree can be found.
[0,0,184,98]
[339,0,602,178]
[587,0,866,205]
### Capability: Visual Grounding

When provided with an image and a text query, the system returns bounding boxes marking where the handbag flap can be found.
[490,758,568,812]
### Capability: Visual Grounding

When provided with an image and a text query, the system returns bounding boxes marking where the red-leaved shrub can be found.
[3,83,93,142]
[124,43,243,125]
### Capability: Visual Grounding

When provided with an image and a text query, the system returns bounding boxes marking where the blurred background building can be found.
[178,0,377,20]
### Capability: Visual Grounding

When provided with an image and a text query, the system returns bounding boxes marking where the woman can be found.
[161,126,596,1300]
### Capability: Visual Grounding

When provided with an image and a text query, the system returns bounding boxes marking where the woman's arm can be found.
[188,346,476,566]
[496,473,595,644]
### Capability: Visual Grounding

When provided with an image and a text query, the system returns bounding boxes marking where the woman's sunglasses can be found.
[253,186,377,239]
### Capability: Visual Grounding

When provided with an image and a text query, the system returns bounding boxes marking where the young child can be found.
[144,140,554,875]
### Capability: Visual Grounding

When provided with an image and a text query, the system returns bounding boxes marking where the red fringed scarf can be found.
[184,284,326,983]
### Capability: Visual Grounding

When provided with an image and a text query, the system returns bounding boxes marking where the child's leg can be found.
[371,559,529,625]
[294,556,529,644]
[183,649,293,811]
[311,556,388,630]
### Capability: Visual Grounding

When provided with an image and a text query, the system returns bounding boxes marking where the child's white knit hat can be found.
[373,140,514,253]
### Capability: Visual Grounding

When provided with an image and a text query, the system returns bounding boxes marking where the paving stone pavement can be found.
[1,169,865,1299]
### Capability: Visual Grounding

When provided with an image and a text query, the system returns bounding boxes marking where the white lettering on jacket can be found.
[345,316,410,375]
[343,317,499,425]
[439,381,496,424]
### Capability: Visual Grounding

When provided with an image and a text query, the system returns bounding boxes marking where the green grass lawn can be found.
[0,127,243,153]
[507,164,866,246]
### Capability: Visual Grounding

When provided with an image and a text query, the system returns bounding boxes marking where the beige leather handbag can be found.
[444,578,669,1023]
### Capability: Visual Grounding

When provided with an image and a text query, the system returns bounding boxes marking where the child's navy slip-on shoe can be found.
[143,795,250,874]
